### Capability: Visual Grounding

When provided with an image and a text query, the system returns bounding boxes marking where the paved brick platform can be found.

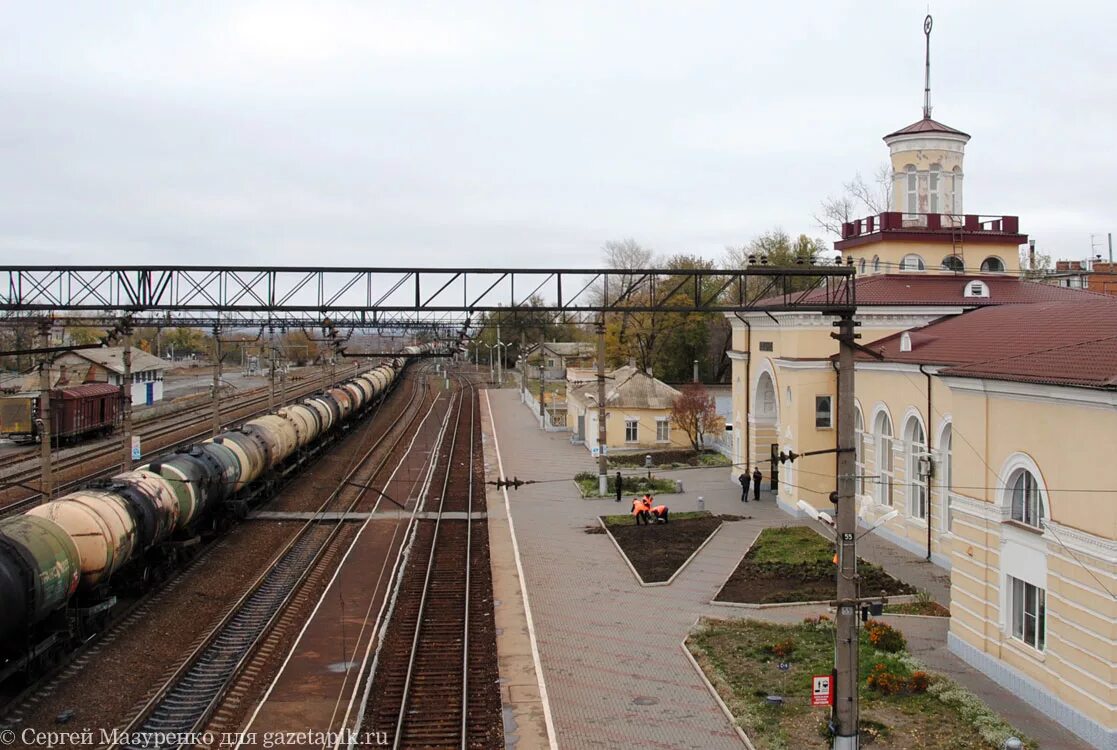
[482,388,1093,750]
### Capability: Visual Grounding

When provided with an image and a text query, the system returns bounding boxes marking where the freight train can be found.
[0,383,122,443]
[0,344,433,683]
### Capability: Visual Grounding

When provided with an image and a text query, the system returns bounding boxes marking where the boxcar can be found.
[0,383,120,443]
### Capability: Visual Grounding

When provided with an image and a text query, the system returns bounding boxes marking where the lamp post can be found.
[494,340,507,386]
[483,343,496,383]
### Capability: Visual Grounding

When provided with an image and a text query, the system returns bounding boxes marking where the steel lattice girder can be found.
[0,265,855,315]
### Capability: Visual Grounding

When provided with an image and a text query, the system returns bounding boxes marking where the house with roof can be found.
[565,365,691,453]
[726,53,1117,747]
[34,347,170,406]
[523,342,596,380]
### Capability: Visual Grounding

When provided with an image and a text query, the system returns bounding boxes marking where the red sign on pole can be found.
[811,674,833,707]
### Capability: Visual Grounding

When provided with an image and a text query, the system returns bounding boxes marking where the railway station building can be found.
[727,106,1117,747]
[50,347,168,406]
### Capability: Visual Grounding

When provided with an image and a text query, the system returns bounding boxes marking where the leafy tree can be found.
[66,326,105,346]
[670,383,720,451]
[723,229,831,296]
[280,329,320,365]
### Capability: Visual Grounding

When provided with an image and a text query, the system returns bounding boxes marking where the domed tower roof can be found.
[885,116,970,142]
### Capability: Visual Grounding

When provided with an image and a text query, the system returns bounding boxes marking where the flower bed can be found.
[715,526,914,604]
[686,617,1031,749]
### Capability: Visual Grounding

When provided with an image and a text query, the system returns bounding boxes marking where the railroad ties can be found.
[122,526,331,747]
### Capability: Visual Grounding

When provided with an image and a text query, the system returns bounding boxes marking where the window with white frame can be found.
[964,281,989,298]
[872,256,880,273]
[900,254,925,272]
[1009,576,1046,651]
[858,258,866,275]
[1009,469,1045,528]
[874,411,894,506]
[941,255,965,272]
[981,256,1005,273]
[929,164,941,213]
[905,166,917,214]
[905,417,927,520]
[656,417,670,443]
[855,409,865,495]
[815,395,832,429]
[625,418,638,443]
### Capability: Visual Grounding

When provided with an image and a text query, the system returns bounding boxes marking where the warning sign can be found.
[811,674,833,707]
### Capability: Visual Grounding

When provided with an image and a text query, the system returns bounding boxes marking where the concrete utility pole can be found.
[539,337,546,427]
[496,320,503,386]
[120,326,134,473]
[596,315,608,496]
[212,328,222,437]
[267,328,276,411]
[833,314,859,750]
[37,322,53,500]
[520,339,527,403]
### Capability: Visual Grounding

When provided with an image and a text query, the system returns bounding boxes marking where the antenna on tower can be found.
[923,14,933,119]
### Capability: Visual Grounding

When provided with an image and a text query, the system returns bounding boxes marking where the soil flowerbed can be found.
[687,617,1031,749]
[602,511,721,583]
[716,526,915,604]
[884,600,950,617]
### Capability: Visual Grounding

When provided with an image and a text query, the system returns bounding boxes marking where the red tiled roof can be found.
[884,116,970,139]
[757,274,1102,309]
[855,298,1117,389]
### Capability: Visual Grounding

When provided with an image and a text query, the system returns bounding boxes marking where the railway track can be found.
[0,364,368,516]
[363,374,502,749]
[106,366,446,750]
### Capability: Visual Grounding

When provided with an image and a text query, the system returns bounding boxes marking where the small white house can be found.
[50,347,169,406]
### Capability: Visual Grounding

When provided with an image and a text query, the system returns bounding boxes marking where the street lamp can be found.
[483,343,496,383]
[495,340,507,385]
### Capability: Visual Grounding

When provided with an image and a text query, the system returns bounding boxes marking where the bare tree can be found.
[814,162,893,237]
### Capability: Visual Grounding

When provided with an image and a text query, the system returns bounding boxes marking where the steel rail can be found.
[390,373,476,750]
[107,367,441,749]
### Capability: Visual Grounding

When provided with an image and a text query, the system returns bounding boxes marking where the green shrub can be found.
[865,620,906,653]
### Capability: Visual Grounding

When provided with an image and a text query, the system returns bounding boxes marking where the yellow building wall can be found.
[945,384,1117,731]
[849,238,1021,275]
[602,407,694,451]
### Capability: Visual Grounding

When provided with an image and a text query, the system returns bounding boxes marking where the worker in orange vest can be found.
[648,502,669,524]
[631,496,650,525]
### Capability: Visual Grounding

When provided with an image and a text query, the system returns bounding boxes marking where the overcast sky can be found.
[0,1,1113,269]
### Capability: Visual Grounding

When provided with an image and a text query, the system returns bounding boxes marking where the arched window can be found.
[964,280,989,298]
[905,166,917,214]
[858,258,866,275]
[981,256,1005,273]
[929,164,941,213]
[941,255,965,272]
[905,416,927,519]
[755,372,777,421]
[1009,469,1045,528]
[900,254,925,272]
[855,408,865,495]
[872,255,880,273]
[952,166,963,213]
[940,424,953,531]
[874,410,894,506]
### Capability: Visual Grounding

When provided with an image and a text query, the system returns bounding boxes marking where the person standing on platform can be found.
[739,471,751,502]
[752,467,763,502]
[615,471,623,503]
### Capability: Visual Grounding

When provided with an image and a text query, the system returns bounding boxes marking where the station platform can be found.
[480,388,1093,750]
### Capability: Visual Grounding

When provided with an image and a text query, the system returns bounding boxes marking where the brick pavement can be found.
[482,389,1091,749]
